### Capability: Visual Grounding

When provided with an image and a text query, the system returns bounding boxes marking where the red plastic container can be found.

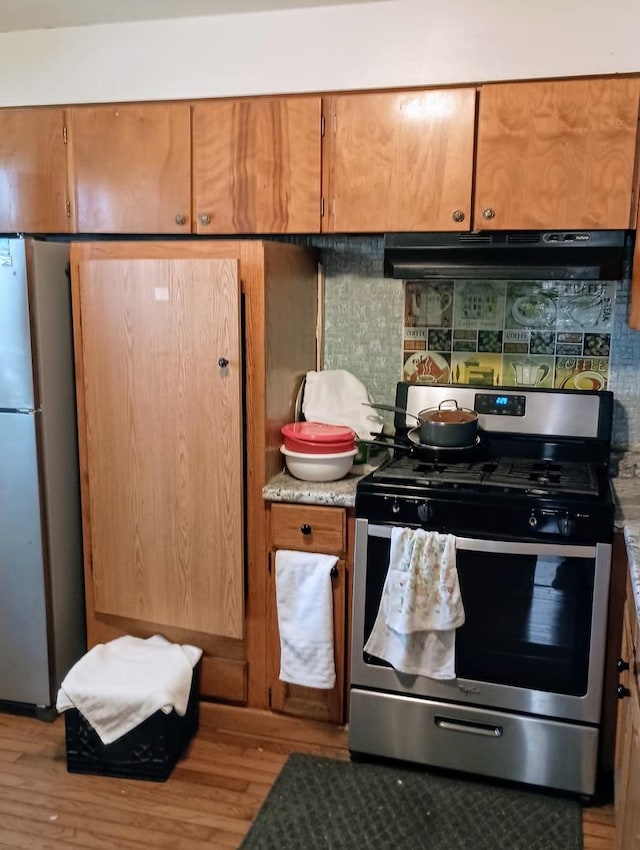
[281,421,356,454]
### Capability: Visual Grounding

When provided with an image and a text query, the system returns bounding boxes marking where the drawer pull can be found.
[617,684,631,700]
[300,524,312,535]
[617,657,630,673]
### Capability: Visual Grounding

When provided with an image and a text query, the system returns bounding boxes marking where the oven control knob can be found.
[557,515,576,537]
[417,501,433,522]
[528,513,538,528]
[391,502,401,515]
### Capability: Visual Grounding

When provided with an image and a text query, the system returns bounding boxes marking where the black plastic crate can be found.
[64,663,200,782]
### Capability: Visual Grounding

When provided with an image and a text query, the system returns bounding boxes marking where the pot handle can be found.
[362,402,421,424]
[438,399,461,411]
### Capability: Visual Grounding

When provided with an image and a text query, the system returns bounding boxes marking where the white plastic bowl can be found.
[280,445,357,482]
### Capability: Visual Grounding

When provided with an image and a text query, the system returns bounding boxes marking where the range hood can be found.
[383,230,633,281]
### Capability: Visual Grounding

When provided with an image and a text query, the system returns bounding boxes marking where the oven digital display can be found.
[474,393,526,416]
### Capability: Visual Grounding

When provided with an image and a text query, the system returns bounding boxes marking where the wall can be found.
[317,238,640,449]
[0,0,639,106]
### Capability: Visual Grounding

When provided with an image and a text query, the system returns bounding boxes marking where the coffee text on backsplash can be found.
[403,279,614,390]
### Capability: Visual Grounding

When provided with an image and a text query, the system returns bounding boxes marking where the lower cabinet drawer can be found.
[270,502,345,554]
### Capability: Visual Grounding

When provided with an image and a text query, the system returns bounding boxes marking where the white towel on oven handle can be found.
[384,528,464,634]
[275,550,337,690]
[364,528,464,680]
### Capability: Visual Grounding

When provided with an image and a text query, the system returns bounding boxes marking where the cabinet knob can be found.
[452,209,465,223]
[300,524,312,535]
[482,207,496,220]
[330,564,338,579]
[218,357,229,369]
[617,657,630,673]
[175,214,187,226]
[199,213,211,225]
[617,684,632,699]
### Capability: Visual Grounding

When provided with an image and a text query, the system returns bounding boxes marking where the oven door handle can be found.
[366,524,596,558]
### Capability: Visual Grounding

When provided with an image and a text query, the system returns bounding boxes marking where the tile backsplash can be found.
[402,278,614,390]
[312,236,640,449]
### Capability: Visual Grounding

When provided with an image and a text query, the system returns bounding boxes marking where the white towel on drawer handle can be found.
[275,550,337,689]
[364,528,464,680]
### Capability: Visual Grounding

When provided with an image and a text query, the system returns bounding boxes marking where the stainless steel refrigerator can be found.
[0,237,85,719]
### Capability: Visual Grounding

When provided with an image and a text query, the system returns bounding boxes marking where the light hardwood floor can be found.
[0,702,616,849]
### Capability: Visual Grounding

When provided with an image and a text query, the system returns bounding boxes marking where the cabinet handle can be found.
[617,657,630,672]
[300,524,312,535]
[218,357,229,368]
[330,564,338,579]
[199,213,211,225]
[175,214,187,226]
[482,207,496,220]
[617,684,631,699]
[452,209,465,223]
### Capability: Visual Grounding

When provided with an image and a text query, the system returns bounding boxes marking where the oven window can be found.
[455,550,594,695]
[362,535,595,697]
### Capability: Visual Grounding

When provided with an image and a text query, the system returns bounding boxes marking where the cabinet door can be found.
[0,107,71,233]
[267,553,346,724]
[474,78,640,230]
[76,252,244,639]
[620,693,640,850]
[193,96,322,234]
[324,88,476,232]
[615,612,633,829]
[69,103,191,233]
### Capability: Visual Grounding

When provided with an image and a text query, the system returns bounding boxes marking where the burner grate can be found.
[371,455,600,497]
[487,459,599,496]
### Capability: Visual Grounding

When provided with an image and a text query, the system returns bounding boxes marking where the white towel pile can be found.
[302,369,383,439]
[275,550,337,689]
[364,528,464,680]
[56,634,202,744]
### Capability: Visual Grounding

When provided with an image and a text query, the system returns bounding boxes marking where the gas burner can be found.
[488,459,599,496]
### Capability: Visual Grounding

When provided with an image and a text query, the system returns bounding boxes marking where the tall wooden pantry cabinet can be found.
[70,240,318,707]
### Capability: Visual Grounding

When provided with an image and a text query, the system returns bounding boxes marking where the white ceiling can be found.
[0,0,375,32]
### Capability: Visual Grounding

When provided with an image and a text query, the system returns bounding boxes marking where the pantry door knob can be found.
[199,213,211,225]
[617,657,630,672]
[452,209,465,222]
[482,207,496,220]
[617,684,631,699]
[218,357,229,368]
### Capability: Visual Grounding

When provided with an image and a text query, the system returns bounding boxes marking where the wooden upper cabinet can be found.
[324,88,477,233]
[474,78,640,231]
[0,107,71,233]
[192,96,322,234]
[68,103,191,233]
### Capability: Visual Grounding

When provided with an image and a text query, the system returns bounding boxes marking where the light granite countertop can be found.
[262,470,360,507]
[262,448,389,507]
[264,454,640,630]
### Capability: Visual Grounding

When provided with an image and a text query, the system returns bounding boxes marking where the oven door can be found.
[350,519,612,724]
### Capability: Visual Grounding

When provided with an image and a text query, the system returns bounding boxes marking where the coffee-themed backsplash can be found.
[402,279,614,391]
[309,235,640,449]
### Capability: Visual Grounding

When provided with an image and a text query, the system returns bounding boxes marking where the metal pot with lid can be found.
[417,398,479,447]
[365,399,479,448]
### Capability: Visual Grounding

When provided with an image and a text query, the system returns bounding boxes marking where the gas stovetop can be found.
[356,383,615,544]
[368,454,600,497]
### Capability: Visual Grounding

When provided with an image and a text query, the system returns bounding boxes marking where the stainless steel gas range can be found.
[349,383,615,797]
